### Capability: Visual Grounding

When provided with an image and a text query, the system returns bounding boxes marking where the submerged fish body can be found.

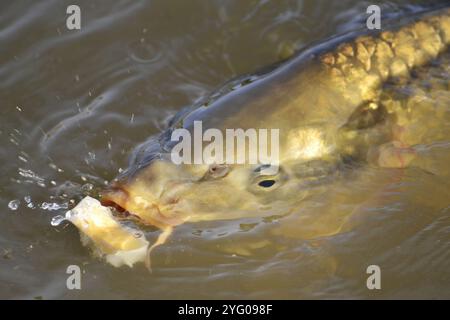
[101,8,450,238]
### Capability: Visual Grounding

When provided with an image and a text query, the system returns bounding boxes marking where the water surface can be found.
[0,0,449,299]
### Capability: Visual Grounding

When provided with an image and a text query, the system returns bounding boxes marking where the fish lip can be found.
[100,185,184,227]
[100,185,139,220]
[100,198,132,218]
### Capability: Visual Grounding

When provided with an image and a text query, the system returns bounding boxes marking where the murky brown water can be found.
[1,0,449,299]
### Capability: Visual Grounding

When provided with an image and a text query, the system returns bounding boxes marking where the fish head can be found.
[100,120,352,227]
[100,155,317,226]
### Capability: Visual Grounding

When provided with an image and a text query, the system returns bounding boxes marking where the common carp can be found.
[100,7,450,264]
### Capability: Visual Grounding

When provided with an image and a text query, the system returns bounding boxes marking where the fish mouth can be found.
[100,185,140,220]
[100,198,131,217]
[100,184,185,227]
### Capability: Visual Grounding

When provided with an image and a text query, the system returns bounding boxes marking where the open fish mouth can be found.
[100,185,186,227]
[100,198,133,218]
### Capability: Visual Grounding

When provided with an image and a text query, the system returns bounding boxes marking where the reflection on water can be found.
[0,0,449,299]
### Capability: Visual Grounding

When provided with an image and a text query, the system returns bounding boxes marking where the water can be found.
[1,0,449,299]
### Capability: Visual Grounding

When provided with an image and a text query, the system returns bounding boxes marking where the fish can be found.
[100,7,450,266]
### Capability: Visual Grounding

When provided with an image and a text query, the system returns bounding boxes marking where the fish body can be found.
[101,8,450,235]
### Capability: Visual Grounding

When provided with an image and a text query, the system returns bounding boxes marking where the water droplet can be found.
[88,152,96,161]
[8,200,20,211]
[24,196,31,203]
[18,168,46,187]
[128,40,161,64]
[41,202,68,211]
[51,215,66,226]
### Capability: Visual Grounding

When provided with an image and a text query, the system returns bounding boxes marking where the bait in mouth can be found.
[65,196,149,268]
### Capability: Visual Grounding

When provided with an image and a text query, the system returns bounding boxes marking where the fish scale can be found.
[321,9,450,104]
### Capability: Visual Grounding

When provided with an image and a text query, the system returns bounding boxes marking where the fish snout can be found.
[100,181,184,227]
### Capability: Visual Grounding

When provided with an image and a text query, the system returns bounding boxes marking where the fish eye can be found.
[249,165,285,193]
[258,179,276,188]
